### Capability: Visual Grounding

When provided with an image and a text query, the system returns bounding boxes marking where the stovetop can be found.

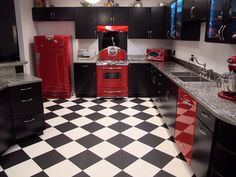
[96,60,129,66]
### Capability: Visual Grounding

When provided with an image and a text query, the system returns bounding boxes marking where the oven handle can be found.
[104,90,122,93]
[103,67,122,70]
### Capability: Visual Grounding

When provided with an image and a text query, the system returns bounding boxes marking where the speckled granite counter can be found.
[74,57,97,64]
[129,57,236,126]
[0,61,27,68]
[0,74,41,91]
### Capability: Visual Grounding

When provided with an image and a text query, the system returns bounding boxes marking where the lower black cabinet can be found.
[13,113,45,140]
[0,88,14,155]
[128,64,151,97]
[74,63,96,97]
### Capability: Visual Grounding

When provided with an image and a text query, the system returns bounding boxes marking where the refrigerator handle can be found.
[12,25,18,45]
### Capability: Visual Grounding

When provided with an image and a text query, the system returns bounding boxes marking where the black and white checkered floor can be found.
[0,97,194,177]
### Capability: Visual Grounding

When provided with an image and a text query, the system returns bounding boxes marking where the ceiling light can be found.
[85,0,100,4]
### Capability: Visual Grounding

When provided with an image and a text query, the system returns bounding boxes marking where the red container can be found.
[146,48,171,61]
[228,56,236,72]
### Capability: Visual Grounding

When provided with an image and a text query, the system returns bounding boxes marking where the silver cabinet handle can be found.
[110,17,113,22]
[218,25,224,40]
[199,127,207,136]
[20,87,32,91]
[12,25,18,45]
[53,12,56,19]
[24,118,36,123]
[104,90,122,93]
[94,30,97,38]
[50,12,53,19]
[221,25,227,40]
[201,112,210,119]
[21,98,33,103]
[113,17,115,23]
[152,76,156,84]
[190,6,196,18]
[104,67,122,70]
[81,65,88,68]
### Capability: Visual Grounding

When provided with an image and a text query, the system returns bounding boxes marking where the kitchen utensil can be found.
[217,72,236,94]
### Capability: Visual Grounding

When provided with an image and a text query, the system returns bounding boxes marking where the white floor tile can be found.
[96,117,118,127]
[100,102,117,108]
[56,142,86,158]
[64,127,90,140]
[75,108,95,116]
[146,117,164,126]
[122,108,140,116]
[46,117,68,127]
[98,108,118,116]
[150,127,172,139]
[84,160,120,177]
[59,101,77,108]
[45,160,81,177]
[140,101,155,107]
[40,127,61,140]
[123,141,152,158]
[90,141,119,158]
[120,102,137,108]
[53,108,73,116]
[2,144,21,156]
[93,127,119,140]
[122,127,147,140]
[143,108,159,116]
[23,141,53,158]
[71,117,93,127]
[155,140,180,157]
[121,117,144,126]
[43,101,57,108]
[79,101,97,108]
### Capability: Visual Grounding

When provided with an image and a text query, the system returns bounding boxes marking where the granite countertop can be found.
[127,56,236,126]
[74,57,97,63]
[0,61,28,68]
[0,74,41,91]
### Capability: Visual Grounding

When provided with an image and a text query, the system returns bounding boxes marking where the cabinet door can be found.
[97,7,113,26]
[74,64,96,97]
[176,0,183,39]
[128,64,139,97]
[191,119,213,177]
[138,64,151,97]
[0,89,14,154]
[174,88,197,165]
[75,8,97,39]
[128,8,150,39]
[170,2,177,38]
[150,7,165,39]
[194,0,208,21]
[112,7,129,25]
[223,0,236,43]
[206,0,226,42]
[53,8,75,21]
[32,8,53,21]
[182,0,194,22]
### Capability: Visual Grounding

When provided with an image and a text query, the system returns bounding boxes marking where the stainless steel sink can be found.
[171,72,199,77]
[177,76,210,82]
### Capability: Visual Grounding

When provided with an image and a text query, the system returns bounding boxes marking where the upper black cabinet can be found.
[128,8,150,39]
[96,7,129,26]
[75,8,97,39]
[205,0,236,44]
[32,7,75,21]
[168,0,201,40]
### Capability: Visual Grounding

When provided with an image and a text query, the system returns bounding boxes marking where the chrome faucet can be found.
[189,55,206,69]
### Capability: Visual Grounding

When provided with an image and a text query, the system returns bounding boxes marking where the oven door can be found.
[97,66,128,88]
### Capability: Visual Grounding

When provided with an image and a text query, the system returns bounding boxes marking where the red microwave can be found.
[146,48,171,61]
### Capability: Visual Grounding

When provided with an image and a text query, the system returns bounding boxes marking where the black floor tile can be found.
[86,112,105,121]
[46,105,64,111]
[106,150,138,169]
[32,171,49,177]
[168,136,175,142]
[0,172,8,177]
[110,99,126,104]
[136,122,158,132]
[154,170,175,177]
[110,105,127,111]
[161,123,169,129]
[72,98,87,104]
[109,122,131,133]
[89,105,106,112]
[55,122,78,133]
[142,149,173,168]
[130,98,146,104]
[73,172,90,177]
[69,150,102,170]
[46,134,72,148]
[0,150,30,169]
[33,150,65,169]
[62,112,81,121]
[43,112,58,120]
[110,112,129,121]
[67,105,84,112]
[81,122,104,133]
[53,99,67,104]
[114,171,132,177]
[176,153,187,161]
[138,134,164,147]
[76,134,103,148]
[107,134,134,148]
[131,105,149,111]
[133,112,153,120]
[91,99,107,104]
[17,135,42,148]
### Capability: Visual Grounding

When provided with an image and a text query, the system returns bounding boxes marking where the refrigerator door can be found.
[34,35,72,98]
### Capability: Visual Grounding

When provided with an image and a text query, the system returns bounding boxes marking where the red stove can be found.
[96,46,129,98]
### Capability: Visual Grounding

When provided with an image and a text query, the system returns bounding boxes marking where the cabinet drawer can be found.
[197,104,216,132]
[13,113,45,140]
[10,96,43,119]
[9,82,42,100]
[75,63,96,70]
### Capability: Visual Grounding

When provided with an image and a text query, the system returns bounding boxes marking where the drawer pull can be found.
[81,65,89,68]
[199,127,207,136]
[21,98,33,103]
[104,90,122,93]
[20,87,32,91]
[201,112,210,119]
[24,118,36,123]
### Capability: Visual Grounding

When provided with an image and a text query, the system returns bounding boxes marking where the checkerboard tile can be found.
[0,97,194,177]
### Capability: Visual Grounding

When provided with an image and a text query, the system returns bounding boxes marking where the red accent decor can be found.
[175,88,197,165]
[99,47,126,61]
[146,48,171,62]
[228,56,236,72]
[218,91,236,101]
[97,26,129,32]
[34,35,72,99]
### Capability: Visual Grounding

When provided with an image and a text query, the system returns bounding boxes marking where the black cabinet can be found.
[128,8,150,39]
[205,0,236,44]
[8,82,45,140]
[128,63,151,97]
[32,7,75,21]
[168,0,201,40]
[74,63,96,97]
[75,8,97,39]
[96,7,129,26]
[0,88,14,155]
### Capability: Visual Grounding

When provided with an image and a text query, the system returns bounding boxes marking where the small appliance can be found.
[146,48,171,61]
[217,56,236,101]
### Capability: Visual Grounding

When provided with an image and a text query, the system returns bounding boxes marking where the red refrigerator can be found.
[34,35,72,99]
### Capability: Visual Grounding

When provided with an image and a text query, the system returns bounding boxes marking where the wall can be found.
[171,23,236,74]
[14,0,37,74]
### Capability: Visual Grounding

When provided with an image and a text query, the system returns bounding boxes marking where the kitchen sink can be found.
[171,72,199,77]
[177,76,210,82]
